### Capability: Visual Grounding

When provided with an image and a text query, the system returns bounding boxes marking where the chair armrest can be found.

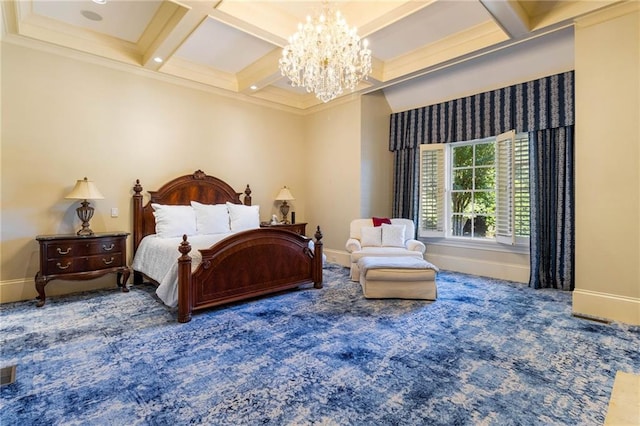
[345,238,361,253]
[406,239,426,254]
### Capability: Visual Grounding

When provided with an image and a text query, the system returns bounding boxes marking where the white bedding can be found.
[132,234,232,308]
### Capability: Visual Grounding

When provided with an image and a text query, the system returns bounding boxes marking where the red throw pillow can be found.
[372,217,392,227]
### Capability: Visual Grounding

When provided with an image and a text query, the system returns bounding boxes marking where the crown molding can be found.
[574,0,639,29]
[1,33,311,116]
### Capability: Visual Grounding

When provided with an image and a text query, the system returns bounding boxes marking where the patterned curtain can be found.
[529,127,575,290]
[392,147,419,228]
[389,71,574,150]
[388,71,575,290]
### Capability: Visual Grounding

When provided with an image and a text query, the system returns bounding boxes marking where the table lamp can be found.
[65,177,105,236]
[275,186,295,224]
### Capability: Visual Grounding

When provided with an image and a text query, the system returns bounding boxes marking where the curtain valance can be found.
[389,71,574,151]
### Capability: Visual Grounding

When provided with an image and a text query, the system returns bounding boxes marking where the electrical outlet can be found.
[111,208,119,218]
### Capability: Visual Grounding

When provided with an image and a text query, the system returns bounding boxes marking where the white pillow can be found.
[190,201,230,235]
[226,202,260,232]
[151,203,197,238]
[382,223,406,247]
[361,226,382,247]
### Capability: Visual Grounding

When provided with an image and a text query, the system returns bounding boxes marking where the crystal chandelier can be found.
[279,3,372,103]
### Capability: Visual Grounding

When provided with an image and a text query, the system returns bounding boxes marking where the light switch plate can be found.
[111,208,119,218]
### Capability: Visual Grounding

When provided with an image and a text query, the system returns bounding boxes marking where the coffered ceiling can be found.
[1,0,621,111]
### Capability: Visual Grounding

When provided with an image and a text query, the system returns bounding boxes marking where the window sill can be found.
[421,237,529,255]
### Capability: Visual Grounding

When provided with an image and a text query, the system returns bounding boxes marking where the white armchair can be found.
[345,218,426,281]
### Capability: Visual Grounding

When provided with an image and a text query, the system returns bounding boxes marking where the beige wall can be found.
[304,96,362,258]
[360,92,393,219]
[573,3,640,324]
[304,92,393,265]
[0,42,309,301]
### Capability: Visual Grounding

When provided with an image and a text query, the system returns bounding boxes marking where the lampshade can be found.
[65,177,105,200]
[275,187,295,201]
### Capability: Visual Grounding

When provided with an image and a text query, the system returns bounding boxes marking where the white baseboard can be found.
[323,249,351,267]
[0,276,117,304]
[322,249,529,283]
[0,279,37,304]
[573,289,640,325]
[425,253,530,283]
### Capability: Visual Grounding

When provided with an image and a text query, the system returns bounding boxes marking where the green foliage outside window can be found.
[451,142,496,238]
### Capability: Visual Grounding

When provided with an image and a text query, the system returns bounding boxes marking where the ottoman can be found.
[357,256,439,300]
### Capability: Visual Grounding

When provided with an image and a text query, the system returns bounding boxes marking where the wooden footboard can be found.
[132,170,323,323]
[177,227,323,322]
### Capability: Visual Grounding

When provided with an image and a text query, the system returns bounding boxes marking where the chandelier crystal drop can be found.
[279,3,372,103]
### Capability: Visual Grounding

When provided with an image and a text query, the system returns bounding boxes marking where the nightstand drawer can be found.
[45,257,84,274]
[44,253,123,274]
[46,238,124,258]
[85,253,124,270]
[46,243,77,258]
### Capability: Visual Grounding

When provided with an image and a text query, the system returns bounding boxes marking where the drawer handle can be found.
[102,243,115,251]
[56,262,71,270]
[56,247,72,255]
[102,257,115,265]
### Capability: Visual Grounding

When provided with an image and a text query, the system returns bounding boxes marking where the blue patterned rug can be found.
[1,265,638,425]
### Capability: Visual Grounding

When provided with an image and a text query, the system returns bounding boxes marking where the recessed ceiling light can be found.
[153,57,163,64]
[92,0,107,4]
[80,10,103,21]
[250,85,258,90]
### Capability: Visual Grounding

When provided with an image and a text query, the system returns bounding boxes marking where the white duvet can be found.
[132,234,232,308]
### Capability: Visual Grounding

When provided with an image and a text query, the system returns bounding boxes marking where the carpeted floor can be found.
[1,264,638,425]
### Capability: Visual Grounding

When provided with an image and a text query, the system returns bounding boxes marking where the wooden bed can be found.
[132,170,323,322]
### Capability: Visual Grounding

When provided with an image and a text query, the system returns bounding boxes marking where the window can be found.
[451,139,495,239]
[418,131,530,245]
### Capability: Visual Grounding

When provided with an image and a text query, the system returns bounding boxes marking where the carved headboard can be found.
[132,170,252,253]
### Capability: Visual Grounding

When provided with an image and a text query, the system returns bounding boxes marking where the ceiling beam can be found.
[479,0,530,38]
[357,0,437,37]
[140,1,191,69]
[383,20,509,82]
[140,1,217,71]
[236,48,283,93]
[1,1,19,36]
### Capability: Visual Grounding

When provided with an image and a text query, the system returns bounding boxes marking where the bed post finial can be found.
[133,179,142,195]
[244,184,252,206]
[178,235,193,323]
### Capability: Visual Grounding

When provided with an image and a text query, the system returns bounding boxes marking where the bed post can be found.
[177,235,193,323]
[243,184,252,206]
[132,180,144,285]
[133,180,143,250]
[313,226,323,289]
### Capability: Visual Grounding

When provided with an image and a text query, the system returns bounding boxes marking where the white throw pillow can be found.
[381,224,406,247]
[190,201,230,235]
[151,203,197,238]
[226,202,260,232]
[360,226,382,247]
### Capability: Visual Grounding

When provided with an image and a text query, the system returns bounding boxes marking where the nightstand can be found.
[260,222,307,236]
[34,232,131,307]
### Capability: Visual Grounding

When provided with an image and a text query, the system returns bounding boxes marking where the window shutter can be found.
[419,144,445,237]
[495,130,516,244]
[513,134,530,239]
